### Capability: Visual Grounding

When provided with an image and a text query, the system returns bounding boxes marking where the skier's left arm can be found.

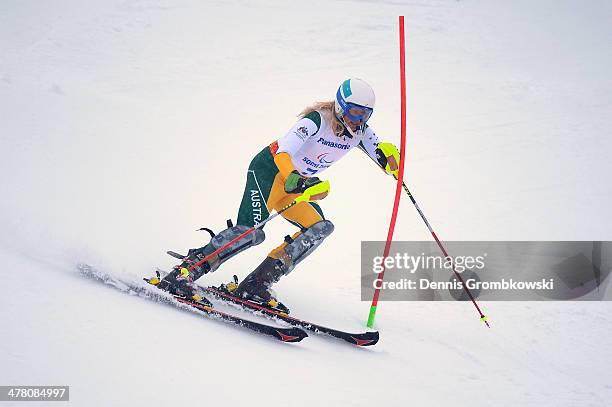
[359,126,400,177]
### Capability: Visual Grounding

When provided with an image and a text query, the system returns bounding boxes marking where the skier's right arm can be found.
[274,112,321,179]
[273,112,326,197]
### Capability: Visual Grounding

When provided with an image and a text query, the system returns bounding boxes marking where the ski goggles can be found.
[336,89,374,124]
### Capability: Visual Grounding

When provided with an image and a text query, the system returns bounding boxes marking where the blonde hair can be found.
[298,101,344,137]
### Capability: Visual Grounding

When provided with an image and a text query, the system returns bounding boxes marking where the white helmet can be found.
[334,78,375,136]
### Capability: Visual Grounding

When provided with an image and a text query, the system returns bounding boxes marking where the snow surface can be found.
[1,0,612,406]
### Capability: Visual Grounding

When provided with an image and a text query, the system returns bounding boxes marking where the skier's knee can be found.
[308,219,335,238]
[274,219,334,274]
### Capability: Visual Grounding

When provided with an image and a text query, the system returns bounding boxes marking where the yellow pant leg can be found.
[266,173,323,229]
[265,173,324,259]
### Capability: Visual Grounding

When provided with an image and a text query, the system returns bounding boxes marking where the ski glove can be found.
[285,170,322,194]
[375,142,400,177]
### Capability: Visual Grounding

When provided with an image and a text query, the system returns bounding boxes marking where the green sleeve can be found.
[303,111,321,136]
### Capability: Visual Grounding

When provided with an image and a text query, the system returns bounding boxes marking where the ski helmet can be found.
[334,78,375,136]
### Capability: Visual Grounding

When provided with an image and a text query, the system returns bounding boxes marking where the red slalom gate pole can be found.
[367,16,407,328]
[366,17,490,329]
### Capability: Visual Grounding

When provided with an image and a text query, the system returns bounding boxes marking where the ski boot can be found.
[149,219,265,298]
[234,257,291,314]
[235,219,335,313]
[146,270,212,306]
[234,219,335,313]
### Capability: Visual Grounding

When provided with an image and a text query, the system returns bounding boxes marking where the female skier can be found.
[152,78,399,312]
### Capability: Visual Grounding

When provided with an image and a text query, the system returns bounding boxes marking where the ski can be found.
[149,268,378,346]
[170,295,307,343]
[204,284,379,347]
[78,264,307,343]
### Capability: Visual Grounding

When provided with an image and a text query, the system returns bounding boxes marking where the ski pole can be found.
[186,180,330,272]
[399,179,490,328]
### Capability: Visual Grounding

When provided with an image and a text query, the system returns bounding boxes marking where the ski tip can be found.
[350,331,380,347]
[275,328,308,343]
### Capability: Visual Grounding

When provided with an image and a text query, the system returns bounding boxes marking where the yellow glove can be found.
[374,142,400,177]
[295,180,330,203]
